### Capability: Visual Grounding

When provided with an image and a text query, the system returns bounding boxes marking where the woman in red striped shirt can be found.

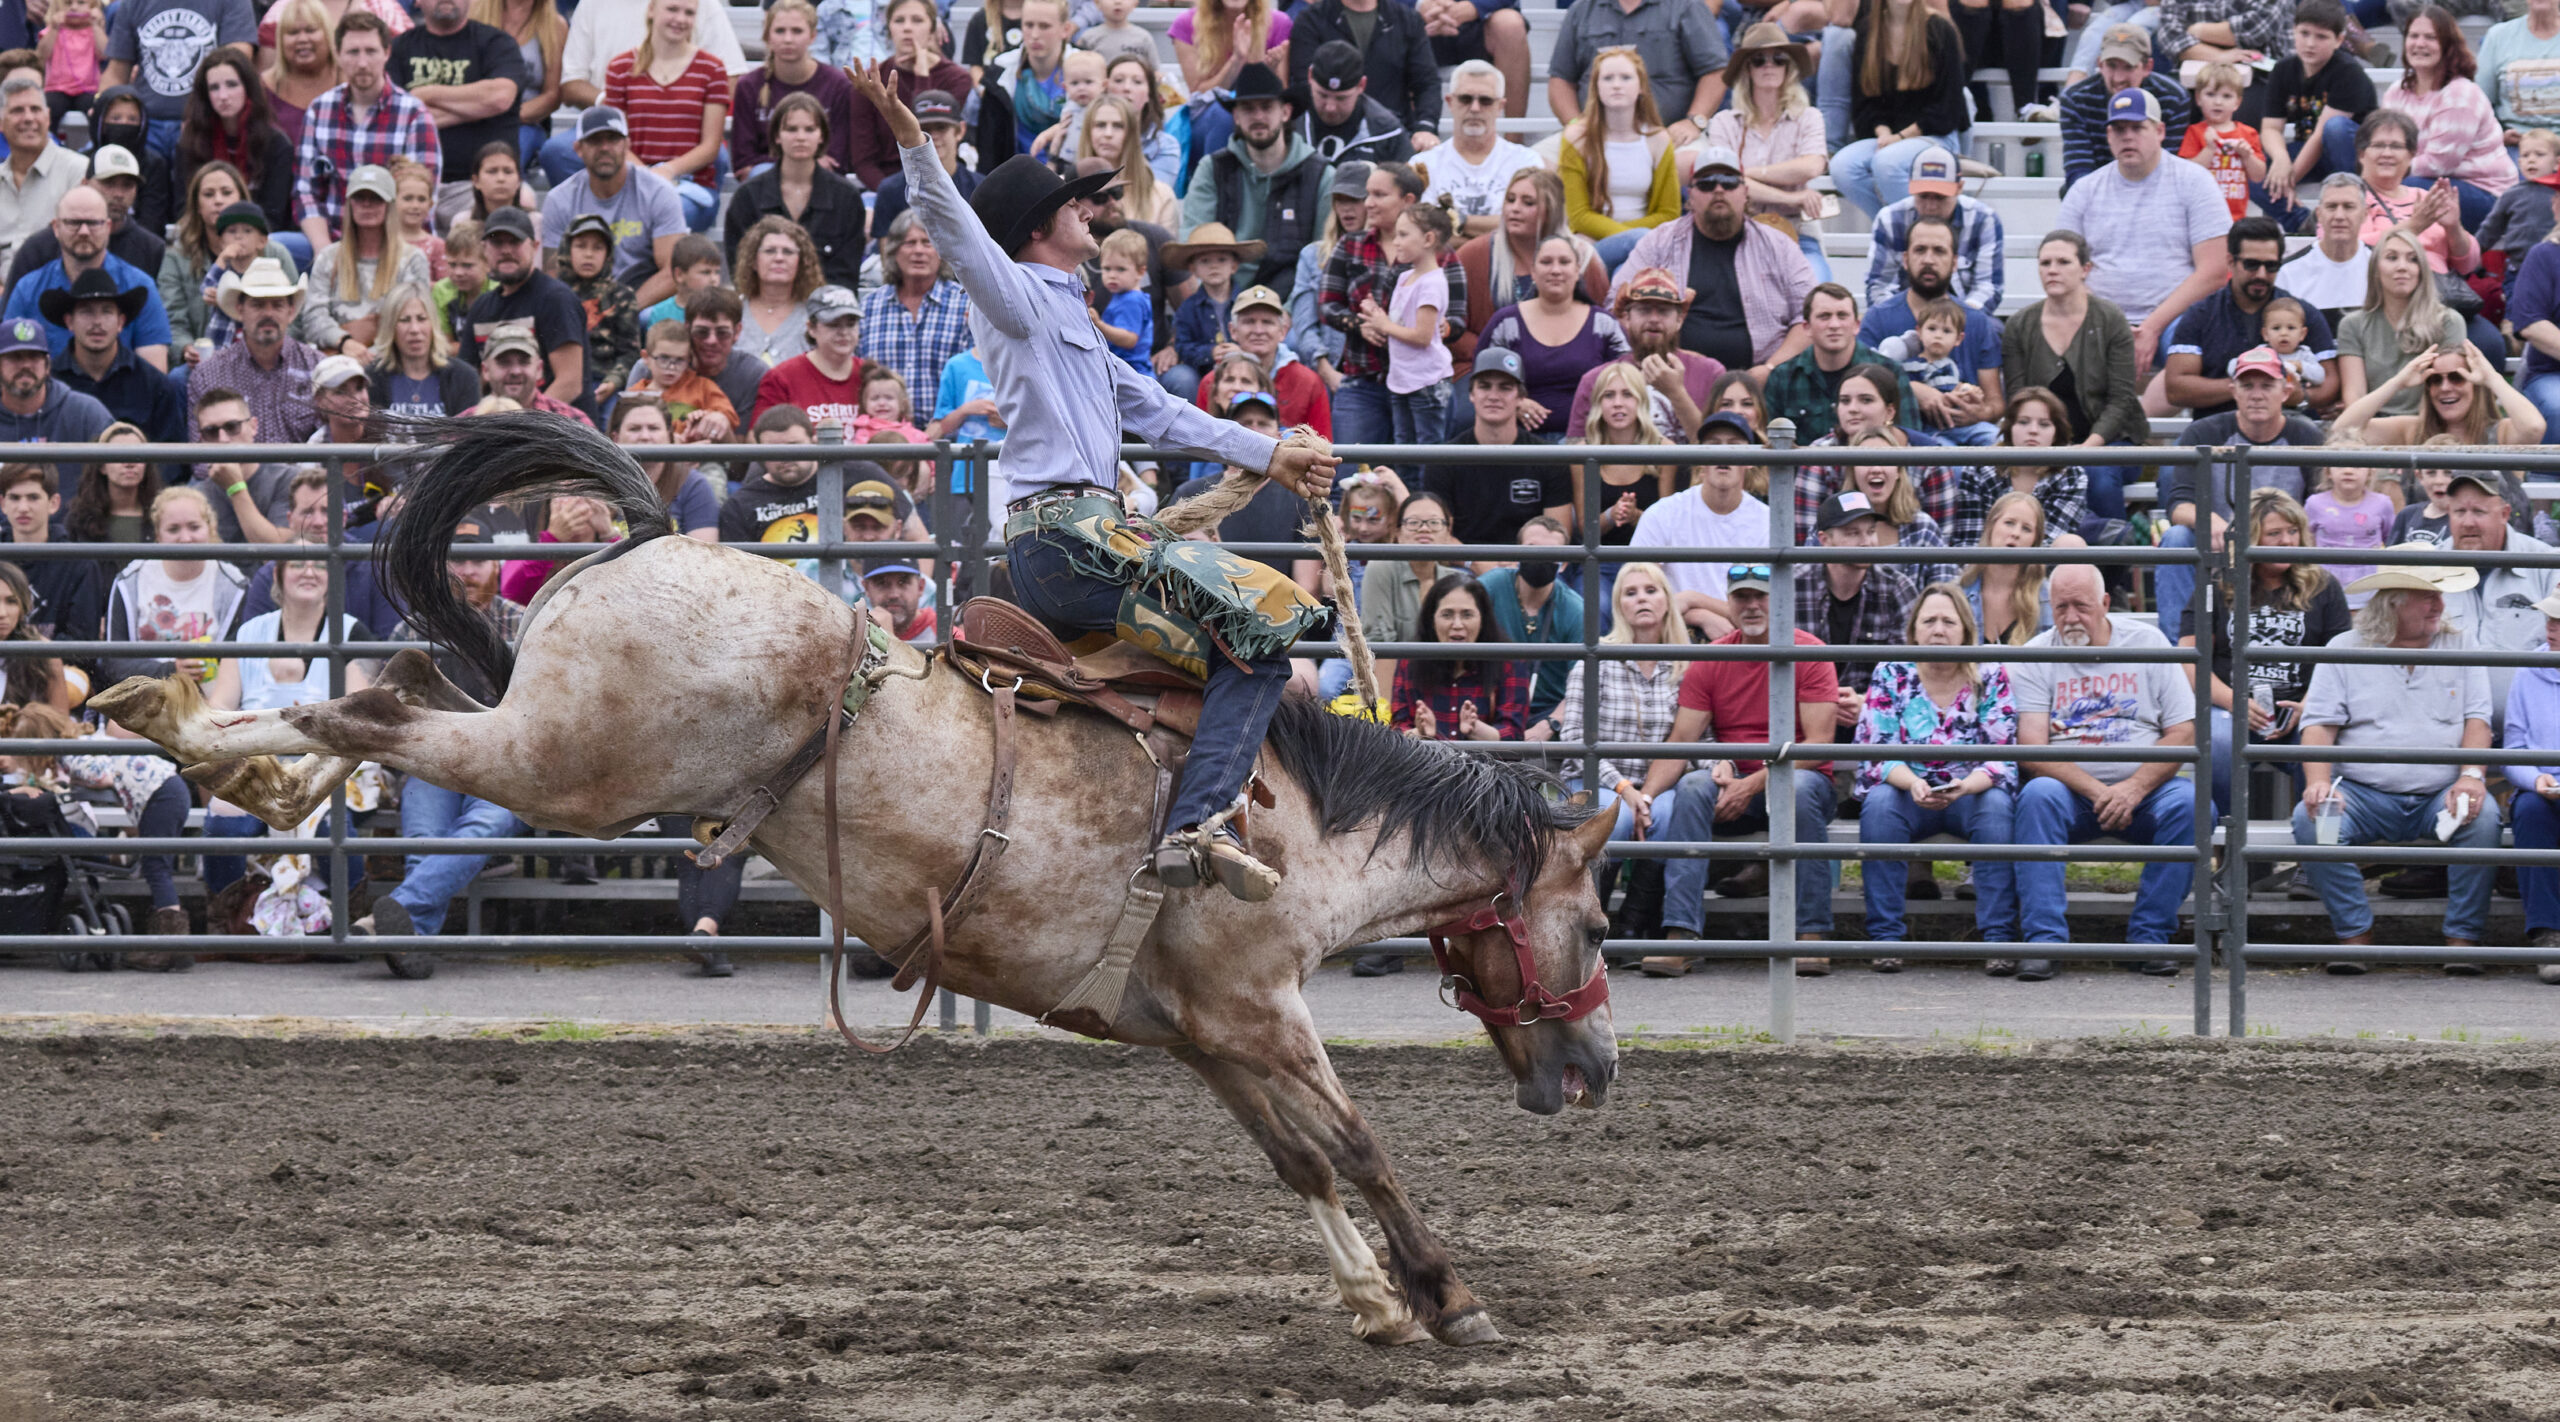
[603,0,732,232]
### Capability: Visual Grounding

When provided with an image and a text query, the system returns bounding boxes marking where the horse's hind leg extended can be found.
[1171,1045,1430,1346]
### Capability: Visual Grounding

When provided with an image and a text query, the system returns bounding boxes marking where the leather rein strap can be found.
[1424,871,1610,1029]
[821,650,1018,1055]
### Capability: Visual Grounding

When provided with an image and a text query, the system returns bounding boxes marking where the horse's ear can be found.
[1568,801,1615,864]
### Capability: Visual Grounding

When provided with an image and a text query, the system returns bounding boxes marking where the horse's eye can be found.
[1584,922,1609,947]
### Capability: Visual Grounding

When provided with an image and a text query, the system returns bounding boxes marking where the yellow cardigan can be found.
[1560,131,1680,239]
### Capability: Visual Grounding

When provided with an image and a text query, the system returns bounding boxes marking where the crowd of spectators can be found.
[0,0,2554,982]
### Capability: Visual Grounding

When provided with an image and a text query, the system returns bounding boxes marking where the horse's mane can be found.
[1260,694,1593,887]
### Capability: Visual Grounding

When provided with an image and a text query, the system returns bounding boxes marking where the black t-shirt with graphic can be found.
[1419,429,1572,548]
[390,21,528,182]
[2268,51,2379,133]
[717,459,902,545]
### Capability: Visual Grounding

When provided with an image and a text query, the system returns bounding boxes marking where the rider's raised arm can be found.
[900,140,1038,340]
[1108,355,1282,475]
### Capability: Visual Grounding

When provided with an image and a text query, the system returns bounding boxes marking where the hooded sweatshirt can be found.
[0,378,113,484]
[1178,130,1331,293]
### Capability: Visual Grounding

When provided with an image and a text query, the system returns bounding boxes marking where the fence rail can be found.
[3,427,2556,1043]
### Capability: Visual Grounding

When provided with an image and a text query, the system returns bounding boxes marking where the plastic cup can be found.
[2314,793,2343,845]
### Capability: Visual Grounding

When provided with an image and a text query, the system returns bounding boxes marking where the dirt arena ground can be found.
[3,1030,2557,1421]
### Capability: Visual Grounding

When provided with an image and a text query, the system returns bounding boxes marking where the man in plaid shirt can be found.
[1795,491,1924,699]
[294,12,442,253]
[1317,164,1467,444]
[1863,148,2005,319]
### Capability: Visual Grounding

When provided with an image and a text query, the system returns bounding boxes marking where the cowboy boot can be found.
[1153,825,1281,903]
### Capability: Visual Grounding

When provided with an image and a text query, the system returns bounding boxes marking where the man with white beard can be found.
[2005,564,2199,984]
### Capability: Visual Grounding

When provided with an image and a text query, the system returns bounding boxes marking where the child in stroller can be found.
[2,703,189,971]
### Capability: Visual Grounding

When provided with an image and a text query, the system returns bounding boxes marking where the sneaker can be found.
[1153,826,1281,903]
[1984,958,2019,977]
[1350,952,1405,977]
[2014,958,2057,981]
[1870,957,1904,973]
[2539,964,2560,984]
[1794,956,1830,977]
[1905,864,1941,901]
[2019,100,2059,122]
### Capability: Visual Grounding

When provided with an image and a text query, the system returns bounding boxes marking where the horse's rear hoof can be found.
[1359,1317,1432,1347]
[90,676,168,734]
[1432,1308,1504,1346]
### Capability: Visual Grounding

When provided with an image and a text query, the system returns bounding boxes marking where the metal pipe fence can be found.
[3,429,2556,1042]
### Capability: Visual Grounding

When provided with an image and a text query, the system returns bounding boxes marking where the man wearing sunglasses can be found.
[2161,215,2339,416]
[1607,145,1814,385]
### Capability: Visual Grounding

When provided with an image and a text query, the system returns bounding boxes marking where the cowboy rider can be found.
[849,63,1340,903]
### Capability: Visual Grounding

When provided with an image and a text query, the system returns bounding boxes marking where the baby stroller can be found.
[0,785,132,971]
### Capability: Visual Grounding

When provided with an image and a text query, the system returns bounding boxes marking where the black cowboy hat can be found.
[1220,63,1292,113]
[971,153,1116,258]
[38,266,148,326]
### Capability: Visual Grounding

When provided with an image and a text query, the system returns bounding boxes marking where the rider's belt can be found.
[1005,482,1122,517]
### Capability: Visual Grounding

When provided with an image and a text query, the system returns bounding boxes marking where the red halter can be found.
[1423,874,1611,1028]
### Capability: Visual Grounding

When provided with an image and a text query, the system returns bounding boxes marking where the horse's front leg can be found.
[1169,1044,1431,1346]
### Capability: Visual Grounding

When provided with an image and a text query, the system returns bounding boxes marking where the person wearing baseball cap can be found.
[539,103,688,309]
[2432,470,2560,743]
[1418,346,1573,546]
[2055,71,2232,364]
[458,198,594,410]
[847,61,1338,902]
[1293,41,1413,169]
[860,89,980,241]
[1863,145,2005,321]
[751,285,868,427]
[2154,344,2324,639]
[2054,28,2194,189]
[298,165,422,359]
[2293,548,2500,971]
[1624,545,1846,975]
[0,316,113,480]
[861,557,937,646]
[1187,284,1332,434]
[1604,141,1818,380]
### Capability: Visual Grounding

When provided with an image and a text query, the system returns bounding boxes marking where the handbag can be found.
[2434,270,2484,317]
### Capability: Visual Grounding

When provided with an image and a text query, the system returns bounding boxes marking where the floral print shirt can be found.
[1852,660,2021,798]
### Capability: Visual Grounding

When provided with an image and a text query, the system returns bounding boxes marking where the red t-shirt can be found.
[2177,121,2265,220]
[1675,629,1840,775]
[753,354,869,429]
[604,47,732,189]
[1192,359,1333,437]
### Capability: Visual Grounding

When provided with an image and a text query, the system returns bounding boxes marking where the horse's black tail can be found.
[376,412,673,697]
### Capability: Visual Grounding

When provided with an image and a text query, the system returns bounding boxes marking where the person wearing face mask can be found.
[1479,515,1583,740]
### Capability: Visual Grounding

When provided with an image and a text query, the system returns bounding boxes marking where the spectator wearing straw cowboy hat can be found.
[43,264,182,442]
[188,253,320,445]
[1160,221,1266,401]
[2498,589,2560,979]
[2291,556,2499,974]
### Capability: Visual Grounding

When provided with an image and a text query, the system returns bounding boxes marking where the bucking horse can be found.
[91,414,1621,1346]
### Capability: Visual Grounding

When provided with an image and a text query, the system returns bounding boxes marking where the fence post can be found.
[2225,446,2253,1038]
[1580,457,1603,797]
[933,441,960,640]
[2189,449,2224,1039]
[813,421,847,602]
[1765,419,1799,1045]
[325,454,349,952]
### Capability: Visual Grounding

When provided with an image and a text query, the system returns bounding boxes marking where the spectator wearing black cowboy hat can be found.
[43,264,183,442]
[1177,63,1333,299]
[1292,41,1414,169]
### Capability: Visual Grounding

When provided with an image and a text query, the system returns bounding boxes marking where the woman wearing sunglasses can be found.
[1705,24,1830,278]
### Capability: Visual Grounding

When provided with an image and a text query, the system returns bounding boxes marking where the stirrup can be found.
[1152,824,1280,903]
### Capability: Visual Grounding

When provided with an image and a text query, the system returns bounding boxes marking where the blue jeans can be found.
[1593,228,1648,271]
[2523,372,2560,445]
[1817,25,1856,149]
[2066,1,2156,73]
[2155,524,2197,644]
[675,175,718,232]
[144,118,181,159]
[1565,777,1681,860]
[1390,380,1450,444]
[1333,376,1392,447]
[1798,227,1832,282]
[390,779,523,936]
[136,773,188,910]
[2081,464,2132,522]
[1661,767,1836,936]
[2290,780,2499,940]
[275,231,315,271]
[1161,362,1204,402]
[2014,775,2197,944]
[1010,524,1291,830]
[1831,134,1962,219]
[1858,783,2018,941]
[201,811,267,896]
[2417,174,2497,232]
[537,130,582,186]
[2205,706,2303,820]
[518,121,547,168]
[2515,788,2560,933]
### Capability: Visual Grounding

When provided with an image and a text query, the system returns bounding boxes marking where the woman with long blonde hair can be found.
[1560,47,1678,270]
[1546,559,1694,944]
[1579,361,1679,603]
[1961,490,2052,646]
[1171,0,1291,178]
[1079,95,1175,228]
[472,0,567,164]
[1707,23,1830,275]
[1842,428,1957,583]
[295,165,426,360]
[260,0,340,148]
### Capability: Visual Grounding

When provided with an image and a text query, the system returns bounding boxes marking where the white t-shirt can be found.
[1629,487,1771,601]
[1602,136,1654,220]
[2279,242,2373,313]
[1420,141,1543,224]
[2054,154,2235,327]
[561,0,748,87]
[2004,615,2198,786]
[128,562,226,646]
